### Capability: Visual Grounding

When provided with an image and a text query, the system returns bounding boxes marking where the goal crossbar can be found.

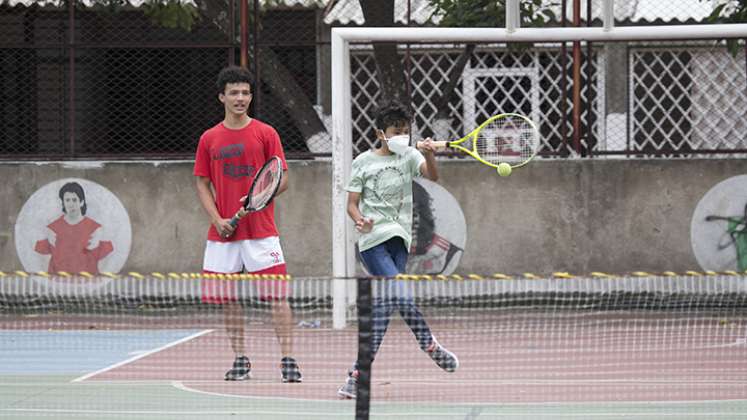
[332,24,747,44]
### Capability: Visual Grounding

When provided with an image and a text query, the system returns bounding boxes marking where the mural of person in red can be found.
[34,182,113,274]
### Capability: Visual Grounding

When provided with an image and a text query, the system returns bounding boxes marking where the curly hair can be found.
[216,66,253,95]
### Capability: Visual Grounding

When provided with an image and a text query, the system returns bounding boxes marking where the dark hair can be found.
[216,66,253,95]
[59,182,87,215]
[374,101,410,131]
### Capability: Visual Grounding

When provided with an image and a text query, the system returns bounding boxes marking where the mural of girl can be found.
[15,178,131,285]
[34,182,114,274]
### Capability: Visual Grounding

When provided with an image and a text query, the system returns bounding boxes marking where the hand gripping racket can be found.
[420,113,539,169]
[228,156,283,230]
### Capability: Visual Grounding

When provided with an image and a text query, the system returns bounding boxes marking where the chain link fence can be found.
[1,1,234,158]
[1,0,745,160]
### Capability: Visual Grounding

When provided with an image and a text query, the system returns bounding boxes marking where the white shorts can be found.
[202,236,286,273]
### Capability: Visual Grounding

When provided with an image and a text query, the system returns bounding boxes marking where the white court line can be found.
[70,329,214,383]
[172,381,338,403]
[0,408,351,417]
[700,338,747,349]
[4,378,747,387]
[480,340,747,353]
[171,380,747,407]
[364,378,747,385]
[3,407,746,418]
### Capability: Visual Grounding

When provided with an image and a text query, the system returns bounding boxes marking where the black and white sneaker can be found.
[427,339,459,373]
[337,370,358,399]
[224,355,252,381]
[280,357,303,383]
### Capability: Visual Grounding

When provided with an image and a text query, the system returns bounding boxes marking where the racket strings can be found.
[249,161,282,209]
[475,117,537,165]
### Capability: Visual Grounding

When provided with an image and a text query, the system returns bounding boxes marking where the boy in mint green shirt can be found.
[337,102,459,399]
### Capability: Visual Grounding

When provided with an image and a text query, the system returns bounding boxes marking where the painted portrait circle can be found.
[15,178,132,291]
[690,175,747,271]
[357,178,467,275]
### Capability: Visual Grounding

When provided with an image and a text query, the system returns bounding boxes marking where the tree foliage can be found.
[428,0,558,28]
[141,0,201,31]
[702,0,747,56]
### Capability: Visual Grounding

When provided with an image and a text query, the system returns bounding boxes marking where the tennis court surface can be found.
[1,273,747,419]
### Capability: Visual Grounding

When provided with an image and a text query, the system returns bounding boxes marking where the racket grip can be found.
[228,214,240,228]
[416,140,449,150]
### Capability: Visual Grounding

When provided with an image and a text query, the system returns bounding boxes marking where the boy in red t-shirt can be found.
[194,66,301,382]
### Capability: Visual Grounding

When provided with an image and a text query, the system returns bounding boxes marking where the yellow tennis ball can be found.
[497,163,512,177]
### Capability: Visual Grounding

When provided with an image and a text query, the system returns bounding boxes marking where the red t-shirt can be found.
[193,119,288,242]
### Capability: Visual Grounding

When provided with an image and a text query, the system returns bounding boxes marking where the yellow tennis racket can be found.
[421,113,539,169]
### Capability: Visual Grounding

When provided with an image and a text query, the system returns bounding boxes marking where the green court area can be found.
[2,375,747,419]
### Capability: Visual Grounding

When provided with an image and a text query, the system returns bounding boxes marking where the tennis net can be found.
[353,273,747,418]
[1,272,747,419]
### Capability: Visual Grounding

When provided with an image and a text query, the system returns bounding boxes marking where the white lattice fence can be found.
[630,44,747,156]
[350,44,605,156]
[691,48,747,151]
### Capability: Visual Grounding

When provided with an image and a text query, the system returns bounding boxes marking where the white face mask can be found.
[386,134,410,154]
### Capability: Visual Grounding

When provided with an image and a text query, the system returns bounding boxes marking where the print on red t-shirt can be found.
[194,119,288,242]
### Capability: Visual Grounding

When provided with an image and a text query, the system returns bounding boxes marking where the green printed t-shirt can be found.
[346,147,426,252]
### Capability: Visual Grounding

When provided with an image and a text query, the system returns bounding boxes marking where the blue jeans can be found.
[355,237,434,371]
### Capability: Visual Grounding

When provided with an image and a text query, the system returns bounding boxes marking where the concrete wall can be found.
[1,159,745,276]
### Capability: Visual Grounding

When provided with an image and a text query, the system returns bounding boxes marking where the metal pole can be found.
[603,0,614,32]
[253,0,261,116]
[586,0,593,157]
[229,0,236,64]
[560,0,568,155]
[405,0,413,120]
[240,0,248,68]
[572,0,582,155]
[506,0,520,33]
[68,0,75,156]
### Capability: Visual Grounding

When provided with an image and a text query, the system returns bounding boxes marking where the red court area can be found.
[85,312,747,404]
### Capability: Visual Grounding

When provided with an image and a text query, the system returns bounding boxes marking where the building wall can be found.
[2,159,745,276]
